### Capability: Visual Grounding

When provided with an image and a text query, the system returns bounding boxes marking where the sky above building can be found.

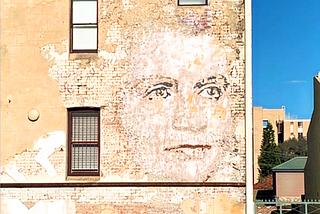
[253,0,320,119]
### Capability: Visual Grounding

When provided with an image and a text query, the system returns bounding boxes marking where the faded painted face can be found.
[121,32,233,181]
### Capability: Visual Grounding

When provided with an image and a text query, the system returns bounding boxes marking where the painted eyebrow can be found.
[194,82,213,90]
[145,82,174,96]
[154,82,173,87]
[207,76,216,81]
[194,75,228,90]
[194,76,217,89]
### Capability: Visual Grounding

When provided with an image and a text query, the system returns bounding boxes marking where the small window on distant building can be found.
[263,119,268,128]
[290,133,294,139]
[290,122,294,133]
[178,0,207,6]
[298,133,303,140]
[68,108,100,176]
[70,0,98,53]
[298,121,303,128]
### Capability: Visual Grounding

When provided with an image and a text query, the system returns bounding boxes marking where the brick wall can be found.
[1,187,245,214]
[1,0,247,212]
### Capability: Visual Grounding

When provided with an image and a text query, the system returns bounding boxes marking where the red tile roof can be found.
[253,174,273,190]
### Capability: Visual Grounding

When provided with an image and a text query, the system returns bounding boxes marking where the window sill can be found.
[66,176,101,181]
[69,52,99,61]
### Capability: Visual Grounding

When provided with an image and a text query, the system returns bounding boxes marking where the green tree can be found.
[258,122,281,180]
[278,137,308,163]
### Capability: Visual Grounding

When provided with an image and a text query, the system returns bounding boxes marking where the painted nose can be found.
[172,94,207,132]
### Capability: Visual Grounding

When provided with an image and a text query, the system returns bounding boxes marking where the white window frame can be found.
[178,0,207,6]
[70,0,98,53]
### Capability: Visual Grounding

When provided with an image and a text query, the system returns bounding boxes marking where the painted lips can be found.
[164,144,212,151]
[164,144,213,160]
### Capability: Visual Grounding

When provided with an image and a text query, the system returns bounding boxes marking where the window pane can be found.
[263,119,268,128]
[179,0,206,5]
[72,145,98,171]
[73,27,97,50]
[73,1,97,24]
[72,112,99,141]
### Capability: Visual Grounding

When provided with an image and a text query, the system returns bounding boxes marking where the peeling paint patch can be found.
[4,162,27,182]
[33,131,66,177]
[180,194,244,214]
[1,131,66,182]
[1,199,76,214]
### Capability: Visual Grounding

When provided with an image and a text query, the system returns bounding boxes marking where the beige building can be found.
[253,107,310,183]
[284,120,310,141]
[1,0,250,213]
[305,76,320,200]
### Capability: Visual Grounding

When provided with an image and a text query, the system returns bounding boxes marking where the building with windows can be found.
[253,107,310,183]
[1,0,250,213]
[283,120,310,141]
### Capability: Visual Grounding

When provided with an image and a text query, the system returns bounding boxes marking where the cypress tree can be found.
[258,122,281,180]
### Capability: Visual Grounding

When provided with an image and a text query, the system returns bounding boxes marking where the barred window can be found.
[70,0,98,53]
[68,108,100,176]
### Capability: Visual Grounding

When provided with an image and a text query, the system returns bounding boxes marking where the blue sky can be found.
[252,0,320,119]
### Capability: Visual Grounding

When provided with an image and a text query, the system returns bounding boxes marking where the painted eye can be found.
[198,86,221,100]
[145,84,173,100]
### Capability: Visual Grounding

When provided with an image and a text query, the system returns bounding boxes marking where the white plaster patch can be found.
[2,199,76,214]
[4,162,27,182]
[29,200,75,214]
[33,131,66,177]
[2,199,29,214]
[40,35,126,107]
[98,49,126,64]
[122,0,135,10]
[41,40,69,63]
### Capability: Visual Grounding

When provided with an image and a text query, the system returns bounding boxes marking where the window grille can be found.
[68,108,100,176]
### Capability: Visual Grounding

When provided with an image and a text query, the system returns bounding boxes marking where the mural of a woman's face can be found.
[121,31,234,181]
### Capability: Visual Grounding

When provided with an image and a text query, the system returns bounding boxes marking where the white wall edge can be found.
[245,0,254,213]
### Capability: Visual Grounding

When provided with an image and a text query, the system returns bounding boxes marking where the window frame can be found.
[262,119,268,129]
[177,0,207,6]
[67,107,100,176]
[70,0,98,53]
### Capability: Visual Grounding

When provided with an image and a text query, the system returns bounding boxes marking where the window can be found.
[178,0,207,6]
[298,121,303,128]
[298,133,303,140]
[70,0,98,53]
[290,133,294,139]
[263,119,268,129]
[68,108,100,176]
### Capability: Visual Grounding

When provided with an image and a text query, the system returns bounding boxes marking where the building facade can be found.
[283,120,310,141]
[272,156,307,200]
[305,76,320,200]
[253,107,310,183]
[1,0,249,213]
